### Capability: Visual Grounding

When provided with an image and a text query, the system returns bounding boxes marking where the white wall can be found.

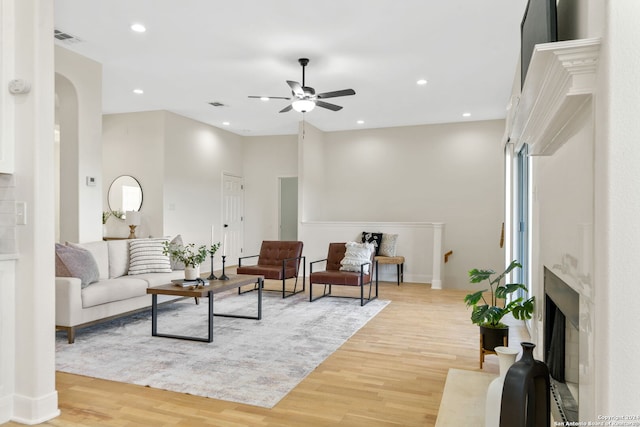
[535,120,593,287]
[102,111,165,239]
[529,113,595,416]
[163,111,244,254]
[557,0,589,40]
[594,0,640,416]
[307,120,506,289]
[102,110,244,270]
[557,0,605,41]
[55,46,103,243]
[242,134,298,256]
[298,121,326,221]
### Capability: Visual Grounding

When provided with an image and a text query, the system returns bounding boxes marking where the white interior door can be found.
[222,174,244,266]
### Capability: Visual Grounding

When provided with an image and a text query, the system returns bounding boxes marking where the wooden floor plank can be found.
[6,280,529,426]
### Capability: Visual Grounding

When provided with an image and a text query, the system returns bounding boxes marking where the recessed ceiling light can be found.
[133,88,144,94]
[260,97,269,101]
[462,112,471,117]
[357,120,365,125]
[130,23,146,33]
[222,121,230,126]
[417,79,428,86]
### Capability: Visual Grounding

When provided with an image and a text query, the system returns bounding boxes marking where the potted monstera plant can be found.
[464,260,535,353]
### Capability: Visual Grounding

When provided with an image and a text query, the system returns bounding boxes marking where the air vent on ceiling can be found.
[54,29,83,44]
[208,102,226,107]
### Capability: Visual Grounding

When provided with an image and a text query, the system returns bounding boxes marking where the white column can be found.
[0,257,17,423]
[10,0,59,423]
[431,223,444,289]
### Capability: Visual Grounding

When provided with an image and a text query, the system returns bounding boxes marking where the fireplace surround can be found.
[544,267,579,422]
[505,37,600,421]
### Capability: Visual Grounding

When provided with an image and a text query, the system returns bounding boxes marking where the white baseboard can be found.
[0,394,13,424]
[11,391,60,425]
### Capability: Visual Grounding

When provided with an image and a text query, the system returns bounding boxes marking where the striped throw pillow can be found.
[128,238,172,275]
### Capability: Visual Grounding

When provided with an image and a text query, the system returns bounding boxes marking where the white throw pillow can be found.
[378,233,398,257]
[128,238,172,275]
[340,241,374,274]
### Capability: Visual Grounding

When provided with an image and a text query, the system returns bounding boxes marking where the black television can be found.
[520,0,558,88]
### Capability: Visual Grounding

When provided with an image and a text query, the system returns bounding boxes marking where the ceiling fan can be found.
[249,58,356,113]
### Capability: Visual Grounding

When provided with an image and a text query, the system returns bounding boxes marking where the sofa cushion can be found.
[237,265,297,281]
[128,238,172,275]
[311,270,371,286]
[340,242,374,274]
[108,239,131,278]
[131,270,185,287]
[81,277,150,308]
[68,241,109,280]
[55,243,100,289]
[378,233,398,257]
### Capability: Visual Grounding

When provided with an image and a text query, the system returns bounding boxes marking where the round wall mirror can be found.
[108,175,143,219]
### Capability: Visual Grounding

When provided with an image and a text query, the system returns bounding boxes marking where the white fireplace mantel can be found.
[507,38,601,155]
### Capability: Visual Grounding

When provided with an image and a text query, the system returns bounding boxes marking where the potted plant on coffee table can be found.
[163,241,208,280]
[464,260,535,367]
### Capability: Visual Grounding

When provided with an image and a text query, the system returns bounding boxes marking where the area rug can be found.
[435,368,496,427]
[55,291,389,408]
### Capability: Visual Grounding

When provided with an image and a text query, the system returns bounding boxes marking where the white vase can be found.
[485,346,520,427]
[184,266,200,281]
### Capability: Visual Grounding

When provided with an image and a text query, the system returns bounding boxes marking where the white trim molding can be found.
[507,38,601,155]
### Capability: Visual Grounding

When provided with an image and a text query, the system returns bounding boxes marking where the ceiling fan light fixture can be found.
[292,99,316,113]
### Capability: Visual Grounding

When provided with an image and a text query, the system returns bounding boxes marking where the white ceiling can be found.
[54,0,528,136]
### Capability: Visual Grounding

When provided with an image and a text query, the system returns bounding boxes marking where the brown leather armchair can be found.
[309,242,378,306]
[236,240,305,298]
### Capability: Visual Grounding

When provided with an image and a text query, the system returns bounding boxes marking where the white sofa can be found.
[56,238,185,343]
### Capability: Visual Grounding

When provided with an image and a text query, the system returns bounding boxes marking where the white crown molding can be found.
[507,38,601,155]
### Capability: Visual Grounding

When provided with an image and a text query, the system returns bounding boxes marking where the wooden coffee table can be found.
[146,274,264,342]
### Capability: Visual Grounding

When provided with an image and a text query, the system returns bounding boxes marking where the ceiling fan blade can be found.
[316,100,343,111]
[279,104,293,113]
[248,96,291,100]
[317,89,356,99]
[286,80,304,97]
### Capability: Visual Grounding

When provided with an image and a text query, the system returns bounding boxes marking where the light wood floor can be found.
[11,280,528,427]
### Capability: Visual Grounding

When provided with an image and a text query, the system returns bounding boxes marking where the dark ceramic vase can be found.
[499,342,550,427]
